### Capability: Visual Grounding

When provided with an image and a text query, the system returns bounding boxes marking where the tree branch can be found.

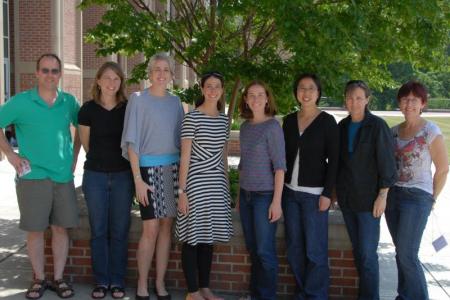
[242,11,256,58]
[204,0,217,62]
[227,77,242,121]
[172,1,195,36]
[184,0,205,32]
[172,47,199,75]
[252,21,276,51]
[129,0,151,13]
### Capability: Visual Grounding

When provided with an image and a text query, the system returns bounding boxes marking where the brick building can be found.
[0,0,195,108]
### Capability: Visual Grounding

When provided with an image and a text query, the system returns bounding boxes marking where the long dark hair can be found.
[195,71,225,111]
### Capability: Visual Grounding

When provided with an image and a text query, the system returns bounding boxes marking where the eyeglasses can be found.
[298,87,317,93]
[40,68,60,75]
[399,97,422,104]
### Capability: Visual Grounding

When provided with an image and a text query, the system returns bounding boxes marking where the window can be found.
[3,0,10,100]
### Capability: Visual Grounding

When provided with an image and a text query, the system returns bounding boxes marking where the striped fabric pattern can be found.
[176,110,233,245]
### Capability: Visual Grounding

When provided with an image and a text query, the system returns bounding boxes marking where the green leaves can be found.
[80,0,449,114]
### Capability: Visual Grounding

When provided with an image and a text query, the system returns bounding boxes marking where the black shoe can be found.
[135,294,149,300]
[154,287,171,300]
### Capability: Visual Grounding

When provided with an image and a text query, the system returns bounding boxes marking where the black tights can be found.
[181,242,213,293]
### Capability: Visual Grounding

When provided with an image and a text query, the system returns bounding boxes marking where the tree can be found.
[79,0,449,117]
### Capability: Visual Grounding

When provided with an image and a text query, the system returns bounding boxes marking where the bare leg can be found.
[154,217,173,296]
[27,231,46,280]
[26,231,46,298]
[51,225,69,281]
[51,225,73,298]
[136,219,159,296]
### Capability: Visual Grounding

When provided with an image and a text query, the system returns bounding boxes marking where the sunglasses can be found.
[40,68,61,75]
[346,80,368,89]
[202,71,224,79]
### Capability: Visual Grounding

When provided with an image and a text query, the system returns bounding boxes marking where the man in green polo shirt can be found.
[0,53,80,299]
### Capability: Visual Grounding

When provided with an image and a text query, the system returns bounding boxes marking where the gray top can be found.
[392,120,442,194]
[239,118,286,191]
[121,89,184,159]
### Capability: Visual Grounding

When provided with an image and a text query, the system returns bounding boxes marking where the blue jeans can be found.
[239,189,278,300]
[282,188,329,300]
[385,186,434,300]
[82,169,134,287]
[341,208,380,300]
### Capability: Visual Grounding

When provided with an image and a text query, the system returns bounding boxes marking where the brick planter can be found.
[44,188,358,299]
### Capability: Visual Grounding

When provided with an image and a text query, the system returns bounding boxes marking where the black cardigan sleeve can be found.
[375,117,398,188]
[282,112,297,183]
[322,114,340,198]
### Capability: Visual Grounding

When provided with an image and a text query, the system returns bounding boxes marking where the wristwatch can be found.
[178,188,186,195]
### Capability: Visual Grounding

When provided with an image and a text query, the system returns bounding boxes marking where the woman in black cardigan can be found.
[282,73,339,300]
[335,80,397,300]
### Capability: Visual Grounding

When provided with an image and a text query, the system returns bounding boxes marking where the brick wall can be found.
[9,0,15,95]
[228,131,240,156]
[63,0,80,66]
[126,53,146,95]
[19,74,35,91]
[63,74,82,101]
[82,78,94,103]
[44,191,359,299]
[82,4,108,101]
[18,0,52,62]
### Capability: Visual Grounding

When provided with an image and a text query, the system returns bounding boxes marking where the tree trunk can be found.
[227,77,242,125]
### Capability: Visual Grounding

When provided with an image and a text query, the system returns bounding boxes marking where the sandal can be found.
[25,279,47,299]
[49,279,75,299]
[111,286,126,299]
[91,285,108,299]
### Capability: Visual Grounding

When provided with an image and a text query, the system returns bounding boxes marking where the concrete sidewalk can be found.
[1,110,450,299]
[0,154,232,300]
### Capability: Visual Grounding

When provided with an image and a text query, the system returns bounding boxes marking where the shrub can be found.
[228,167,239,208]
[427,98,450,110]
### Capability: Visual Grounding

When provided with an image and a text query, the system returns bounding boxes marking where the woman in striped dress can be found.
[176,72,233,300]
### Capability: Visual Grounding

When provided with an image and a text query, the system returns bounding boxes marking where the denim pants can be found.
[341,207,380,300]
[239,188,278,300]
[82,169,134,287]
[282,188,329,300]
[385,186,434,300]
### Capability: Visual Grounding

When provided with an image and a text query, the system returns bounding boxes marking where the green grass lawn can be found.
[382,116,450,161]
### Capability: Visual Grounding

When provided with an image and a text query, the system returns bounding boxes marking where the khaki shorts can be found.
[16,178,79,231]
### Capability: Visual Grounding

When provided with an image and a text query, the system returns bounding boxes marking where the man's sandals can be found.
[49,279,75,298]
[25,279,47,299]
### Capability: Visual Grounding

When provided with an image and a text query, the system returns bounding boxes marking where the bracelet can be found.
[134,174,142,180]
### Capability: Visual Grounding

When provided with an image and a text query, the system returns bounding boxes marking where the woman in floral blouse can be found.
[386,81,448,300]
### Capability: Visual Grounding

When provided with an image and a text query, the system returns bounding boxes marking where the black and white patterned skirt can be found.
[138,163,179,220]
